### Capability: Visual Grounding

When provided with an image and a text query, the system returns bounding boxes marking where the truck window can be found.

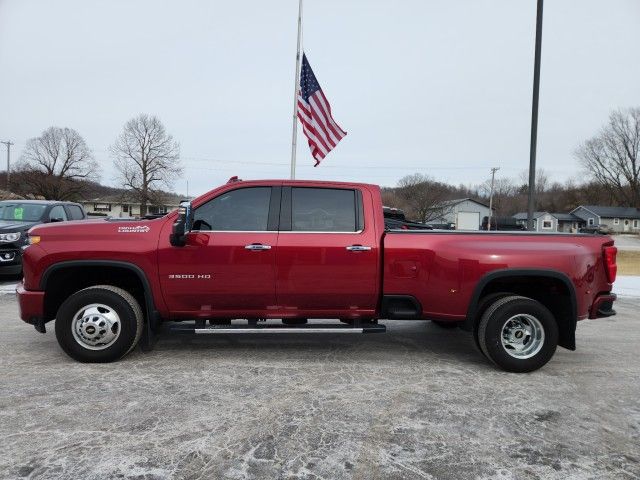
[49,205,68,222]
[66,205,85,220]
[192,187,271,231]
[292,188,358,232]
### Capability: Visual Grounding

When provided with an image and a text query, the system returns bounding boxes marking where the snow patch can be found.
[613,275,640,298]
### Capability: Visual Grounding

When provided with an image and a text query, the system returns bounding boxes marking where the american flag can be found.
[297,53,346,166]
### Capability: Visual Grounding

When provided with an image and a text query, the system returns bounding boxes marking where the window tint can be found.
[49,205,68,222]
[292,188,357,232]
[193,187,271,231]
[67,205,85,220]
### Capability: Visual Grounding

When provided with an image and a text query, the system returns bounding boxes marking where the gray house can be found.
[513,212,558,232]
[553,213,585,233]
[427,198,493,230]
[570,205,640,233]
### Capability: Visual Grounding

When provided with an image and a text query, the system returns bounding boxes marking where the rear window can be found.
[0,203,47,222]
[291,188,359,232]
[67,205,85,220]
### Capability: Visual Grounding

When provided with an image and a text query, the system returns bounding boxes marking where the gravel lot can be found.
[0,285,639,480]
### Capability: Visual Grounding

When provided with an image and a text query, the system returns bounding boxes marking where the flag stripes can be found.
[297,54,346,166]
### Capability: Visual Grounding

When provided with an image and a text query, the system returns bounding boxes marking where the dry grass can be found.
[617,250,640,276]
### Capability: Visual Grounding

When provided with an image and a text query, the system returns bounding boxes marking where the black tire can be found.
[477,295,558,373]
[431,320,459,329]
[55,285,144,363]
[472,292,513,356]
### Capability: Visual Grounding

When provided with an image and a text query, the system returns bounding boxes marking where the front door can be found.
[158,186,279,317]
[275,186,379,317]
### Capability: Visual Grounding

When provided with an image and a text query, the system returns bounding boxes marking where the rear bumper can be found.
[588,293,617,319]
[17,283,46,329]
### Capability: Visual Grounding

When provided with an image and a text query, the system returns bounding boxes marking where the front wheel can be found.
[55,285,144,363]
[477,295,558,373]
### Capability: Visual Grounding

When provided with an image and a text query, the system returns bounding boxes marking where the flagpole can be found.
[290,0,303,180]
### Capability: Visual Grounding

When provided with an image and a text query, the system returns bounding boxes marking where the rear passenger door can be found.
[48,205,68,222]
[65,204,86,221]
[275,186,379,316]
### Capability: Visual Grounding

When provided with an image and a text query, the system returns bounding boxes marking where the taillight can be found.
[603,245,617,283]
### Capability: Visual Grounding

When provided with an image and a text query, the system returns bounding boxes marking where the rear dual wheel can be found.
[476,295,558,373]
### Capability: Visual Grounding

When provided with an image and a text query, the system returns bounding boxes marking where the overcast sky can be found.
[1,0,639,197]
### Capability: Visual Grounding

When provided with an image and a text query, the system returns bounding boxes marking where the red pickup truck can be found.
[17,179,617,372]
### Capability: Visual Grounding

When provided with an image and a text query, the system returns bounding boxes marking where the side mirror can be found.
[50,217,65,223]
[169,201,193,247]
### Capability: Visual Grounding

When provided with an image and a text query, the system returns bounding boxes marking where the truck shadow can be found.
[151,320,491,369]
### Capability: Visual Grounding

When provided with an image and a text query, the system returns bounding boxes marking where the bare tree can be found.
[18,127,98,200]
[575,107,640,206]
[396,173,452,223]
[518,168,549,196]
[479,177,519,216]
[111,114,182,215]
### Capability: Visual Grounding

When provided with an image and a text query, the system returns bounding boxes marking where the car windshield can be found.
[0,203,47,222]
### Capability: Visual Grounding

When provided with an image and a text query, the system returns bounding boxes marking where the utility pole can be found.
[487,167,499,231]
[0,141,13,192]
[527,0,544,231]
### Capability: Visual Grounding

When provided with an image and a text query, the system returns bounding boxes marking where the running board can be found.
[170,323,386,334]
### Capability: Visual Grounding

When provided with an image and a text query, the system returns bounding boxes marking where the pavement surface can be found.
[0,285,639,480]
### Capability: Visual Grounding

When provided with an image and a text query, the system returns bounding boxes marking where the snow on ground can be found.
[614,275,640,298]
[0,283,17,295]
[612,234,640,251]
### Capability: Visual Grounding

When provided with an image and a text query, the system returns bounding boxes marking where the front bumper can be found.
[0,247,22,274]
[588,293,617,319]
[17,283,46,331]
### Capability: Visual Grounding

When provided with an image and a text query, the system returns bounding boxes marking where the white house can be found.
[427,198,493,230]
[81,194,180,218]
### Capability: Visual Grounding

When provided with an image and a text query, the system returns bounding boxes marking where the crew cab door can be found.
[275,186,379,317]
[158,186,280,316]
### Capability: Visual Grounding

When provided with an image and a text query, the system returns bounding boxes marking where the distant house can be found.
[571,205,640,233]
[552,213,585,233]
[81,194,180,218]
[513,212,585,233]
[513,212,558,232]
[427,198,493,231]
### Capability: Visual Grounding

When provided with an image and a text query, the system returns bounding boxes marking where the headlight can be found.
[0,232,21,243]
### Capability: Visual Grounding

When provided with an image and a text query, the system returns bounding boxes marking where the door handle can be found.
[245,243,272,251]
[346,245,372,252]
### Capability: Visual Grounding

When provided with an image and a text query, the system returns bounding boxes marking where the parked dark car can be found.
[482,216,528,231]
[0,200,86,275]
[579,224,611,235]
[383,206,432,230]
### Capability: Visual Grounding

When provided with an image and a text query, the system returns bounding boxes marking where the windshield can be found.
[0,203,47,222]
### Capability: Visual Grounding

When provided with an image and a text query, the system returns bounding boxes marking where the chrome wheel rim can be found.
[71,303,121,350]
[500,314,545,359]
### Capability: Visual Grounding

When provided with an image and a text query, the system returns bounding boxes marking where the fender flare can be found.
[463,268,578,333]
[40,259,158,322]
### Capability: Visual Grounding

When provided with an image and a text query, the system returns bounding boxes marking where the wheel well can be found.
[42,266,148,322]
[470,275,576,350]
